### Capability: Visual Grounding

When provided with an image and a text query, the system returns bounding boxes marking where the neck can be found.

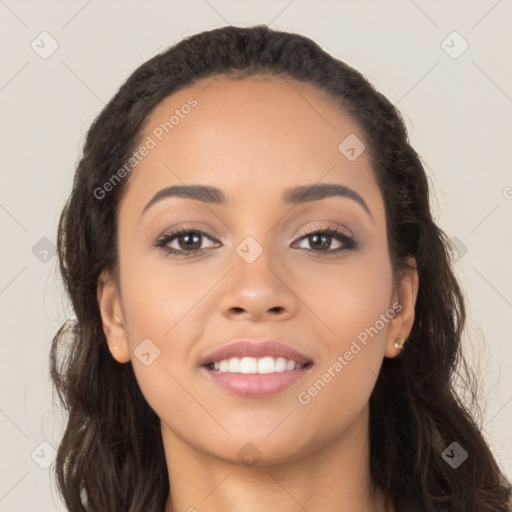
[162,404,393,512]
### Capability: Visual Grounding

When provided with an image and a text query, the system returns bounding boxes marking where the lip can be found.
[201,365,313,398]
[198,339,314,398]
[198,340,313,366]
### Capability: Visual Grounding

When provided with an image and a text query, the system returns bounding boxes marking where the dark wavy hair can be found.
[50,24,512,511]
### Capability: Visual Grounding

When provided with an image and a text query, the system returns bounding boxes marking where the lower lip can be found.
[201,365,313,398]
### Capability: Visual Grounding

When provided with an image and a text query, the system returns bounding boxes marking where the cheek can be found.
[296,244,394,344]
[117,247,217,416]
[118,240,215,344]
[294,249,393,410]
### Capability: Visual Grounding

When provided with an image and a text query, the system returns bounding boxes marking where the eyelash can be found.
[153,225,357,258]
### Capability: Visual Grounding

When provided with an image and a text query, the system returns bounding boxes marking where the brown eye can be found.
[154,227,220,257]
[175,232,202,251]
[294,227,356,254]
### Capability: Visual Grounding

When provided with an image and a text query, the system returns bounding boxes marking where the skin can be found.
[97,75,418,512]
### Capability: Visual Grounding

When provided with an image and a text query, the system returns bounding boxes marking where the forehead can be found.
[120,75,381,215]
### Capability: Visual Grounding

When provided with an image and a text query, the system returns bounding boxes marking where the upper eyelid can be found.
[162,225,345,236]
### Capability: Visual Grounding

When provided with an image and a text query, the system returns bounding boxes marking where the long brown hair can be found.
[50,25,512,511]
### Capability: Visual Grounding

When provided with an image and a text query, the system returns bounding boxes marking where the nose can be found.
[219,248,298,322]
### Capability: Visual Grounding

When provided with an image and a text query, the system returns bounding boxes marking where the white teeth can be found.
[210,356,306,374]
[227,357,240,372]
[286,359,296,371]
[240,357,258,374]
[257,356,275,374]
[275,357,287,372]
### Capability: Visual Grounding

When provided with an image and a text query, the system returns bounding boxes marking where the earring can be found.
[393,337,407,350]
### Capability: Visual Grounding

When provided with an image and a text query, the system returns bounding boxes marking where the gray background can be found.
[1,0,511,510]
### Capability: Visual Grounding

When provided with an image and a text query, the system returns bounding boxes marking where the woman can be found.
[50,25,512,511]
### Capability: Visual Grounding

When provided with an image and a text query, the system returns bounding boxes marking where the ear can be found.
[97,269,131,363]
[385,257,419,358]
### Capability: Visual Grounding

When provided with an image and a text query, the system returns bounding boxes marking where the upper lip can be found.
[199,340,313,366]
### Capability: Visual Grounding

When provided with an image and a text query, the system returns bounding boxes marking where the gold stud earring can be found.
[393,337,407,350]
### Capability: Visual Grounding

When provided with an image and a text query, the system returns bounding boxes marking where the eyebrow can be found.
[140,182,372,220]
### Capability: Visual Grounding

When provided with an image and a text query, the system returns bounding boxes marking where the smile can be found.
[208,356,308,374]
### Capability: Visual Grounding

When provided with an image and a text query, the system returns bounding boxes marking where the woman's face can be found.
[98,76,417,465]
